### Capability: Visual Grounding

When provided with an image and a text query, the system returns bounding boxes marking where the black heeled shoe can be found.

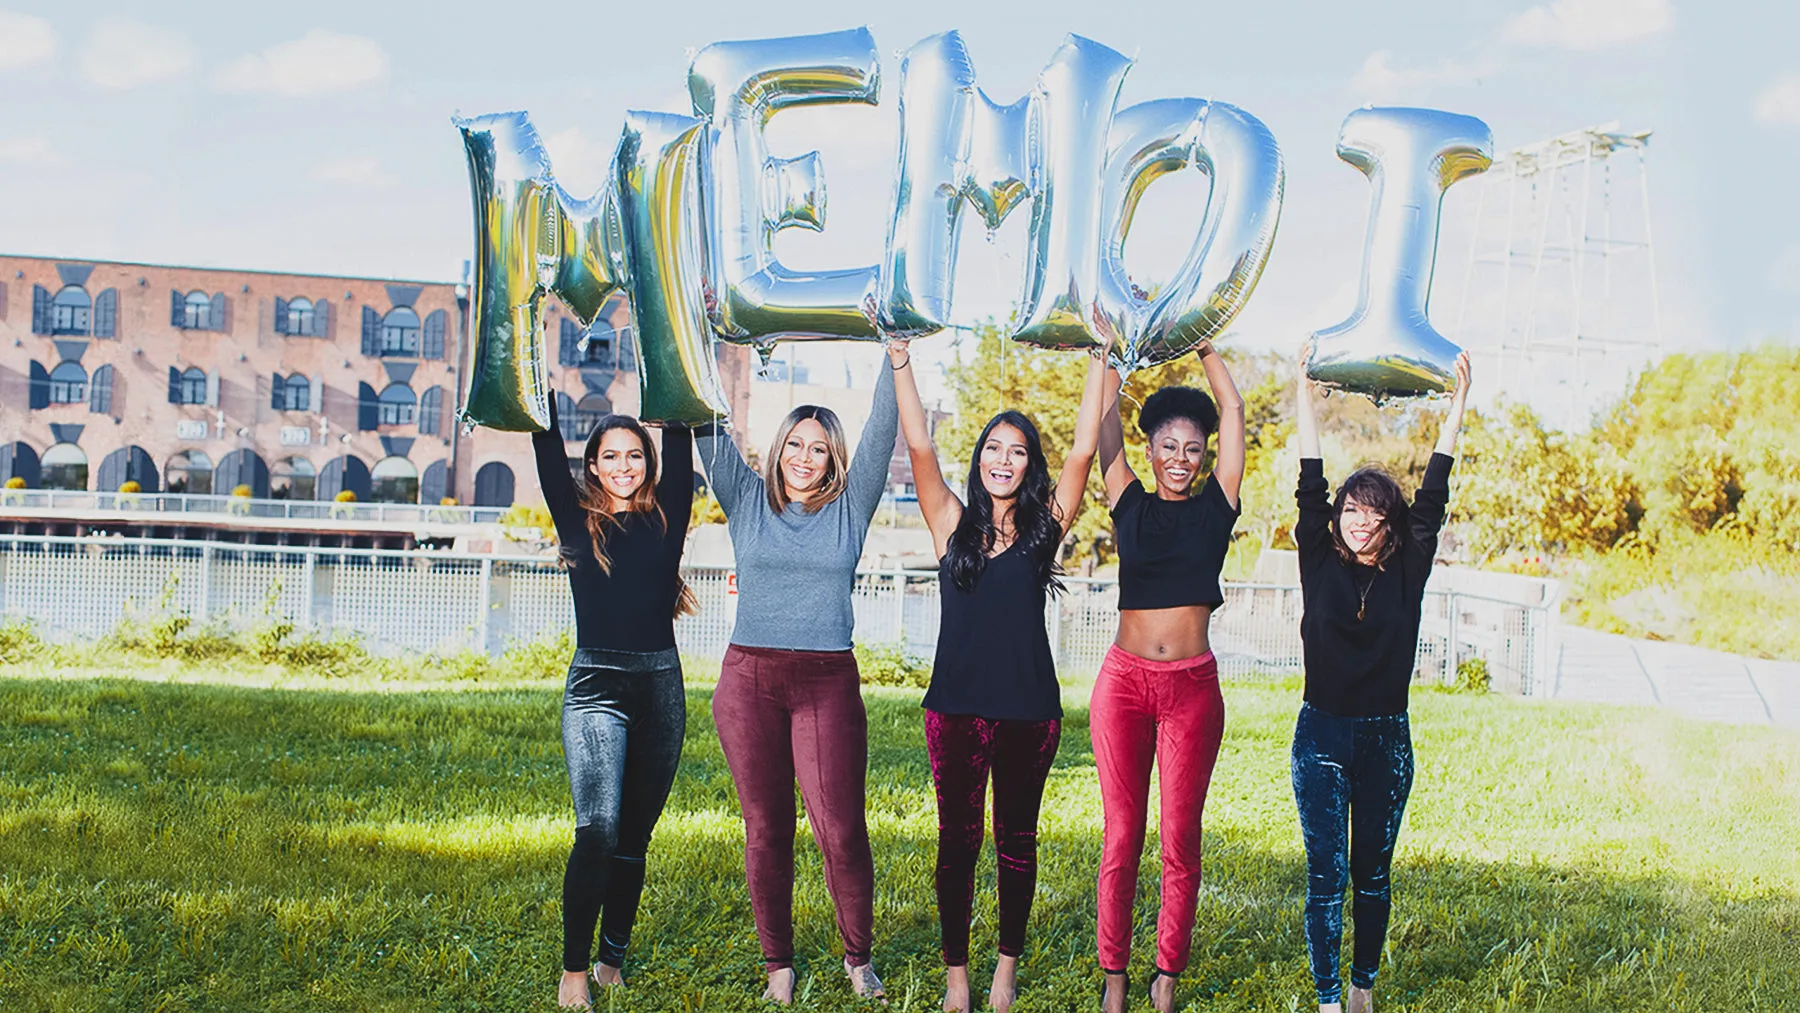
[1146,967,1178,1012]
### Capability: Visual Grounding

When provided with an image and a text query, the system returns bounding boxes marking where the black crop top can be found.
[1112,473,1240,611]
[531,406,692,653]
[922,542,1061,721]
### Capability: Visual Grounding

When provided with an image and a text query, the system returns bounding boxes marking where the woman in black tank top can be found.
[889,340,1108,1013]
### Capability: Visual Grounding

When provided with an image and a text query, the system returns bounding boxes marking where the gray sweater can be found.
[696,364,899,652]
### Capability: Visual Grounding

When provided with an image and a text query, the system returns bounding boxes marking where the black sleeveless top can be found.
[1112,473,1239,611]
[922,543,1062,722]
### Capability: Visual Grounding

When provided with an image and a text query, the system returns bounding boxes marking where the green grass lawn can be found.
[2,659,1796,1012]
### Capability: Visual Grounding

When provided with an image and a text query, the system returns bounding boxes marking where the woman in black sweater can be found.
[532,402,694,1009]
[1290,345,1469,1013]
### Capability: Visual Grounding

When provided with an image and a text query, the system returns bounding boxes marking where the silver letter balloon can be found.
[1307,106,1493,401]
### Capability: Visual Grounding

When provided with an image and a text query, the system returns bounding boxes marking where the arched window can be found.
[41,443,88,491]
[378,383,416,426]
[286,298,314,336]
[285,374,312,411]
[474,461,514,507]
[48,362,87,404]
[52,286,91,336]
[380,307,420,356]
[184,291,213,330]
[271,457,316,500]
[166,450,213,495]
[573,393,611,441]
[371,456,419,504]
[179,367,207,405]
[418,386,444,436]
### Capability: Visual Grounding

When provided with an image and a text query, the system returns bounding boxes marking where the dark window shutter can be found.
[94,289,118,338]
[274,297,289,335]
[89,364,114,414]
[32,284,51,335]
[171,290,185,328]
[29,360,49,410]
[423,309,446,360]
[358,381,379,431]
[210,293,227,332]
[271,372,286,410]
[421,459,448,505]
[313,298,332,338]
[419,386,443,436]
[167,366,181,403]
[618,326,636,370]
[559,319,579,366]
[361,306,379,355]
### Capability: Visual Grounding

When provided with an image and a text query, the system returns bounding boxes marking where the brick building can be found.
[0,254,755,524]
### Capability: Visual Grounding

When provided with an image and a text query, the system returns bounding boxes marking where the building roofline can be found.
[0,252,458,288]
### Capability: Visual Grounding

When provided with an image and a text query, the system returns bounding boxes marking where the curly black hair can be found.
[1136,385,1219,440]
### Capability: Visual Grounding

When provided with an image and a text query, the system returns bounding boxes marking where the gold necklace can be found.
[1355,569,1376,622]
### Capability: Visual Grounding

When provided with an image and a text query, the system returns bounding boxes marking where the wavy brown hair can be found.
[1331,466,1405,568]
[763,405,850,514]
[574,414,697,617]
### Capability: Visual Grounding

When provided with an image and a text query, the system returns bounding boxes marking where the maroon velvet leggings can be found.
[712,644,874,971]
[1090,645,1225,974]
[925,710,1062,967]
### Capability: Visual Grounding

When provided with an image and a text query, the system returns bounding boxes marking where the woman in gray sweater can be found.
[697,361,899,1004]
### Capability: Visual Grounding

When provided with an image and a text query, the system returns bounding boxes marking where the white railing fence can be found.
[0,534,1557,696]
[0,489,507,526]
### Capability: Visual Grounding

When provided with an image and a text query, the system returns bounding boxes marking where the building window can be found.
[272,457,315,501]
[568,393,611,442]
[371,456,420,504]
[184,291,213,330]
[52,286,91,336]
[286,298,314,336]
[178,367,208,405]
[378,383,416,426]
[166,450,213,495]
[41,443,88,491]
[381,307,420,356]
[285,374,312,412]
[418,386,444,436]
[48,362,88,404]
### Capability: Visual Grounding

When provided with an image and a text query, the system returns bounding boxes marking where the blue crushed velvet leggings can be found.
[1290,703,1414,1006]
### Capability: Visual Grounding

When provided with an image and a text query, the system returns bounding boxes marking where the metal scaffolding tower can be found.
[1449,122,1663,428]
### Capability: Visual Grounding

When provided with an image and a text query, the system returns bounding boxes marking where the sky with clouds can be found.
[0,0,1793,412]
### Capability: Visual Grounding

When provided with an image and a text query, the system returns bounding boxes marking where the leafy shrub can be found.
[855,642,931,688]
[118,480,142,494]
[4,476,25,490]
[1455,657,1491,693]
[335,490,357,503]
[0,618,43,664]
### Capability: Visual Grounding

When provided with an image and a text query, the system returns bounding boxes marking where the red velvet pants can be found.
[1089,645,1225,974]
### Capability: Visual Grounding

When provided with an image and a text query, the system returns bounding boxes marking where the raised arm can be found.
[1054,354,1107,534]
[656,424,694,545]
[1196,340,1245,508]
[888,341,961,553]
[1293,343,1332,562]
[531,403,587,549]
[846,359,900,521]
[1098,363,1138,507]
[1409,352,1470,567]
[1434,351,1472,458]
[694,421,759,518]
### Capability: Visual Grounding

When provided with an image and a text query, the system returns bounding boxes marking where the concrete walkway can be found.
[1551,626,1800,729]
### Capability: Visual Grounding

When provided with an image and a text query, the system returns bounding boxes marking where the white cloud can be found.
[1502,0,1673,51]
[543,127,615,196]
[311,156,395,188]
[0,135,62,165]
[1753,73,1800,126]
[79,19,195,89]
[214,30,388,96]
[1351,50,1493,102]
[0,9,57,70]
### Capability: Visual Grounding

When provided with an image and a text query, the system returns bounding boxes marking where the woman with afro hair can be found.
[1091,339,1245,1013]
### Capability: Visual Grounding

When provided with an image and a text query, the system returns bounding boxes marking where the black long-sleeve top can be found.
[531,409,692,653]
[1295,453,1453,717]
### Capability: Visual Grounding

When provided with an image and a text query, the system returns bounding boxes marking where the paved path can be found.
[1551,626,1800,729]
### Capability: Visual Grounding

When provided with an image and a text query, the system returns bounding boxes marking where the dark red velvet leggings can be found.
[1090,645,1225,974]
[924,710,1062,967]
[712,644,874,971]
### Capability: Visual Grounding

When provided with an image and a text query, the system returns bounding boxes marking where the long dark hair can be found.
[572,414,697,617]
[944,411,1064,594]
[1331,466,1406,567]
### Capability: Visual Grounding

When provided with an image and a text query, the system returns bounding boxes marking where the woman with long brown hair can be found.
[697,362,898,1004]
[531,402,696,1009]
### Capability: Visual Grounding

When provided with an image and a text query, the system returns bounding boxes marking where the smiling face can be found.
[1148,418,1207,498]
[588,428,648,505]
[779,417,833,501]
[978,422,1031,501]
[1338,496,1388,561]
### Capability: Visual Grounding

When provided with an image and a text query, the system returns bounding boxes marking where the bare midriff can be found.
[1115,604,1214,661]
